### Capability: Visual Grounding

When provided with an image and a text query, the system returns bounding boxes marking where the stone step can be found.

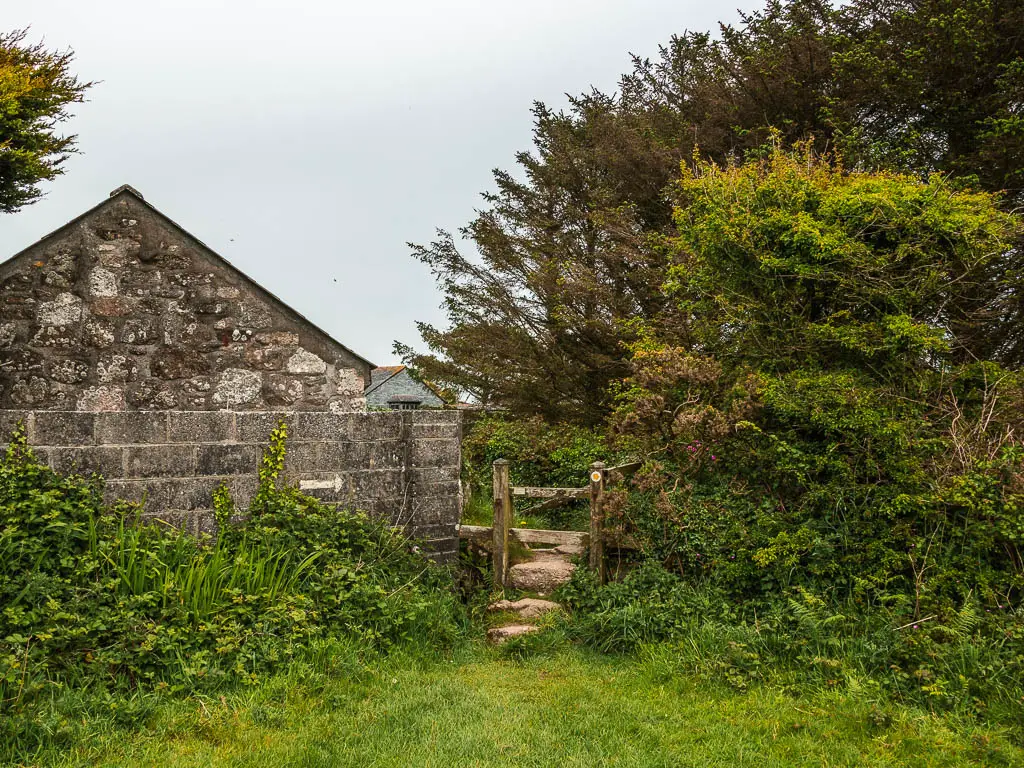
[487,624,540,643]
[488,597,561,619]
[507,558,575,594]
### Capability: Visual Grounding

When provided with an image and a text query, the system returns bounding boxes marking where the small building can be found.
[365,365,446,410]
[0,185,373,412]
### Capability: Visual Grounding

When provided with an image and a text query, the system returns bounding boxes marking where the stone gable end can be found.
[0,189,372,412]
[366,367,446,409]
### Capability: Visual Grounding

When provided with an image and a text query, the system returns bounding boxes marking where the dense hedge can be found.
[485,150,1024,733]
[600,152,1024,615]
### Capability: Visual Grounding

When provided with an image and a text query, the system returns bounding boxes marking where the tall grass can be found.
[92,513,323,620]
[557,564,1024,736]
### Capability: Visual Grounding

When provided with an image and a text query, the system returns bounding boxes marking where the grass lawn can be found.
[37,646,1021,768]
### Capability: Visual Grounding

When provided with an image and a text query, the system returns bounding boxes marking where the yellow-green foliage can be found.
[614,146,1023,604]
[667,146,1020,373]
[0,30,91,212]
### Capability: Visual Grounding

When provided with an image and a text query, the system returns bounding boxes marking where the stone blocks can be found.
[167,411,234,443]
[235,411,292,442]
[410,438,461,468]
[31,411,96,445]
[0,408,463,559]
[46,446,124,477]
[290,411,354,441]
[124,445,196,478]
[197,443,259,476]
[95,411,167,444]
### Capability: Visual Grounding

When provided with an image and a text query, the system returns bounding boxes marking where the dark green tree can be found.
[832,0,1024,203]
[399,100,669,423]
[0,29,91,213]
[404,2,840,423]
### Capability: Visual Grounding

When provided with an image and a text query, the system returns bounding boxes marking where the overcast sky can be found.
[2,0,757,366]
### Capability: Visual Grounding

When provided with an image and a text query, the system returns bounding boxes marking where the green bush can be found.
[0,422,465,756]
[557,563,732,653]
[463,415,608,488]
[597,149,1024,636]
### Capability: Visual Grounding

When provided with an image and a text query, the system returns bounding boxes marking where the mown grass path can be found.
[57,649,1020,768]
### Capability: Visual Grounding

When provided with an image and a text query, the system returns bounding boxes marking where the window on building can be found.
[388,400,422,410]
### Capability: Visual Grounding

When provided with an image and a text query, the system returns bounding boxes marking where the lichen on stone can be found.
[37,293,83,326]
[286,347,326,374]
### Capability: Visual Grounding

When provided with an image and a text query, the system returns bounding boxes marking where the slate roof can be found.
[365,365,405,394]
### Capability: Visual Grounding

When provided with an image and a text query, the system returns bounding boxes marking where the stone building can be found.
[0,185,373,412]
[365,365,446,410]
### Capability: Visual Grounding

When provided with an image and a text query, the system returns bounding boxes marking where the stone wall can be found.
[0,187,371,413]
[0,409,462,561]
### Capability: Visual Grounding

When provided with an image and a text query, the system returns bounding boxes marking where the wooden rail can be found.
[511,486,589,499]
[459,525,587,549]
[459,525,639,549]
[606,460,643,476]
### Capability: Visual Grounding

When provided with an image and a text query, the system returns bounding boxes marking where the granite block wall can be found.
[0,409,462,561]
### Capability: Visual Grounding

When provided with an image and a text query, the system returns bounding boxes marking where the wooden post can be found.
[589,461,606,583]
[492,459,512,588]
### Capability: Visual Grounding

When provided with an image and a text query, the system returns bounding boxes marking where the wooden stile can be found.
[479,457,637,589]
[460,524,588,549]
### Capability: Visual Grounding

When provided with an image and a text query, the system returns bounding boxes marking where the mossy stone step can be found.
[487,624,540,643]
[507,557,575,594]
[488,598,562,618]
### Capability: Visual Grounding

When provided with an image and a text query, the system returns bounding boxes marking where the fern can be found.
[948,599,980,641]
